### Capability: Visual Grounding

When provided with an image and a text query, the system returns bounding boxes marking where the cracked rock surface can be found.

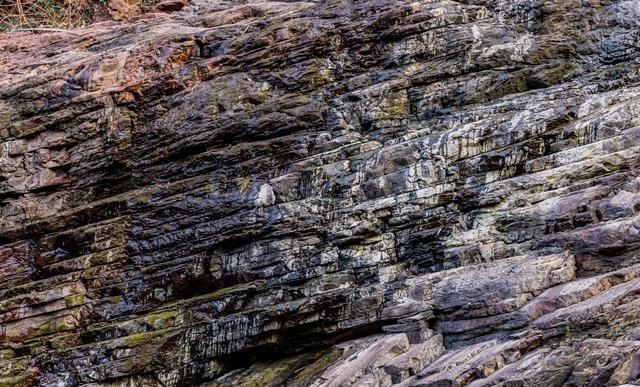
[1,0,640,386]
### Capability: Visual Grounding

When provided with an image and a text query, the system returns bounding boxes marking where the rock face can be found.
[1,0,640,386]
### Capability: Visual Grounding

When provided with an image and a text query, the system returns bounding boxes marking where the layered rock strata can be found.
[1,0,640,386]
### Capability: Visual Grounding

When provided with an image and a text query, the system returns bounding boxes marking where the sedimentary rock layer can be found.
[1,0,640,386]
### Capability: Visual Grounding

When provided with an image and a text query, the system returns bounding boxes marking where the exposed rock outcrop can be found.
[1,0,640,386]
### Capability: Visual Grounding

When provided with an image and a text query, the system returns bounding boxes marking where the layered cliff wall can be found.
[1,1,640,386]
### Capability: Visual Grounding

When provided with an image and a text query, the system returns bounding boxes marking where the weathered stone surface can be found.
[1,0,640,386]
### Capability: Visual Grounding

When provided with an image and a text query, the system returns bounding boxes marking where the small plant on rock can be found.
[237,176,251,194]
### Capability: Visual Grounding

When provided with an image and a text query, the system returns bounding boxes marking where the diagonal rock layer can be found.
[1,0,640,386]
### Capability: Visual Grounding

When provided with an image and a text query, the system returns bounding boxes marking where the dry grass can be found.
[0,0,103,31]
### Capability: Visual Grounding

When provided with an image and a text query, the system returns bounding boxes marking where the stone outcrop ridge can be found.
[1,0,640,386]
